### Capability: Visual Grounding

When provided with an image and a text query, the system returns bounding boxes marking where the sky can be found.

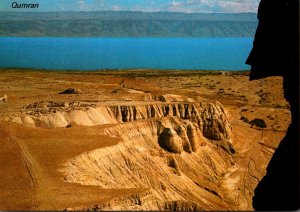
[0,0,260,13]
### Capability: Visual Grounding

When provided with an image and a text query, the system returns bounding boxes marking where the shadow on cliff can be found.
[246,0,299,210]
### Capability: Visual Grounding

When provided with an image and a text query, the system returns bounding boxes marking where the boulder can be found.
[0,94,7,102]
[59,88,82,94]
[161,128,183,153]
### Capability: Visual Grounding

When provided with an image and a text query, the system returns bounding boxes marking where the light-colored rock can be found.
[18,102,232,143]
[187,124,199,152]
[161,128,183,153]
[61,118,233,210]
[176,126,192,153]
[0,94,7,102]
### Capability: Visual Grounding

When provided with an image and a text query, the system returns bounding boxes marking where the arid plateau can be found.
[0,70,290,210]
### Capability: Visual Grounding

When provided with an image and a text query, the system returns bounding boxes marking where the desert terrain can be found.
[0,69,290,210]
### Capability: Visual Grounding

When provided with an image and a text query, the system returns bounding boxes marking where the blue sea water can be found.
[0,37,253,71]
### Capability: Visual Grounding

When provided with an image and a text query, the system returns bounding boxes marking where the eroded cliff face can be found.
[17,101,231,142]
[61,117,234,210]
[13,99,241,210]
[0,71,289,211]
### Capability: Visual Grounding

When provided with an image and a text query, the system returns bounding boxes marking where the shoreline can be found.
[0,67,250,74]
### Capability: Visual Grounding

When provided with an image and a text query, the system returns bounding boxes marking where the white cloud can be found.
[170,1,182,7]
[111,5,122,11]
[182,0,259,13]
[165,1,192,12]
[76,0,259,13]
[215,0,259,13]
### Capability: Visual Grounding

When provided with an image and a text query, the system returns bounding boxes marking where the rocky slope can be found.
[0,70,289,210]
[11,97,238,210]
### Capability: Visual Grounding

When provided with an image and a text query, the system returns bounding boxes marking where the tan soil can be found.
[0,69,290,210]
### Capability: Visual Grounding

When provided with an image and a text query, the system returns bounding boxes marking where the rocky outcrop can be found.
[167,156,181,175]
[199,103,230,140]
[59,88,82,94]
[61,118,233,210]
[160,128,183,153]
[176,126,193,153]
[163,201,204,211]
[0,94,7,102]
[18,101,231,142]
[16,99,236,210]
[20,92,240,210]
[12,100,235,165]
[63,190,203,211]
[187,124,199,152]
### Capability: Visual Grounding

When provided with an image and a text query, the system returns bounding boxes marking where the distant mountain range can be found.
[0,11,258,37]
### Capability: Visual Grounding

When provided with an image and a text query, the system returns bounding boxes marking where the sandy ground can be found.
[0,69,290,210]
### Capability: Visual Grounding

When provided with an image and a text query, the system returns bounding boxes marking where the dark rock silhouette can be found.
[59,88,82,94]
[246,0,299,210]
[250,119,267,128]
